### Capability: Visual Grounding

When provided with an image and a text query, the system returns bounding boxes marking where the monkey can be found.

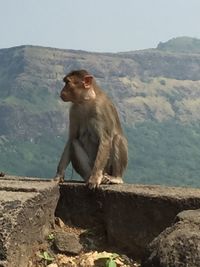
[54,70,128,189]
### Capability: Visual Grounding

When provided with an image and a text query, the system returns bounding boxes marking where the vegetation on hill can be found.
[126,121,200,187]
[1,37,200,187]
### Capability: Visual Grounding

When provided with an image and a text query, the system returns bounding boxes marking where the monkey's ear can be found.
[83,75,93,89]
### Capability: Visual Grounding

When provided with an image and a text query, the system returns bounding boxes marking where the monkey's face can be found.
[60,74,94,103]
[60,75,83,103]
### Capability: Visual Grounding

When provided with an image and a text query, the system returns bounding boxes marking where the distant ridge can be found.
[1,36,200,55]
[157,36,200,54]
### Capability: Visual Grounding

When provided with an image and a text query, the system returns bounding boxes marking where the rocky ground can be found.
[28,217,140,267]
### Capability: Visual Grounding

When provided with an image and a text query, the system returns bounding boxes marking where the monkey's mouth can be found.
[60,96,68,102]
[60,93,69,102]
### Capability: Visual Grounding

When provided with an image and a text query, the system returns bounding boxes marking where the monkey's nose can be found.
[60,91,68,102]
[60,91,65,98]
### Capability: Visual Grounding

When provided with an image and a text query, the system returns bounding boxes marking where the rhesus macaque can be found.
[54,70,128,189]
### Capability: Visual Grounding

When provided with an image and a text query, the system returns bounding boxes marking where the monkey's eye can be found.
[64,79,71,86]
[63,77,70,84]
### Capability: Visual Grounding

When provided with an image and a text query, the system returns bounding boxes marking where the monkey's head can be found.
[60,70,96,104]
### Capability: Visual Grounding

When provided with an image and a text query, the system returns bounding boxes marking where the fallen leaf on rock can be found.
[47,264,58,267]
[56,254,76,266]
[77,251,98,266]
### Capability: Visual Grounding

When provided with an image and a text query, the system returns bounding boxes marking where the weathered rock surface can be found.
[54,231,83,255]
[142,209,200,267]
[56,183,200,258]
[0,176,59,267]
[2,178,200,267]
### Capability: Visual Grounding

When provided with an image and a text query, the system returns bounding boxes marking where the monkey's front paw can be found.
[87,175,102,189]
[52,175,64,184]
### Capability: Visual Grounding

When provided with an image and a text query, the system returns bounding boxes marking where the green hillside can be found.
[1,38,200,187]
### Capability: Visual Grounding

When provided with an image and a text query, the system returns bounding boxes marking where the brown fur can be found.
[54,70,128,189]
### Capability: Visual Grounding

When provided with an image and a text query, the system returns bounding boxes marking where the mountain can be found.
[1,37,200,187]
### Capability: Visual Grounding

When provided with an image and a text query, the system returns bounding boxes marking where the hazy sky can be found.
[0,0,200,52]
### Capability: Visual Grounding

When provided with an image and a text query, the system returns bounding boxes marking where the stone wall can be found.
[1,177,200,266]
[0,176,59,267]
[56,183,200,258]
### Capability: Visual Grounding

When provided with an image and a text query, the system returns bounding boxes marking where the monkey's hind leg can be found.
[103,134,128,185]
[71,139,92,181]
[102,173,123,184]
